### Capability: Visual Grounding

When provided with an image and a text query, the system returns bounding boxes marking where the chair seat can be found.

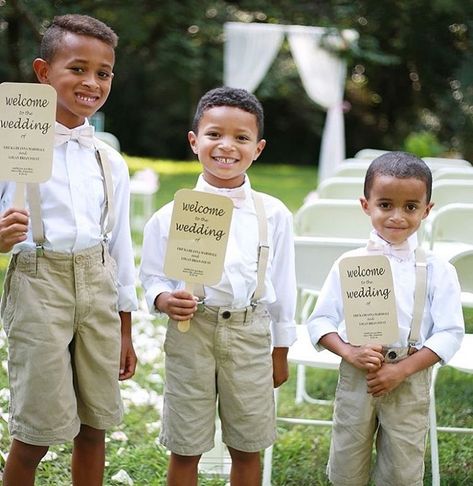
[288,325,341,369]
[448,334,473,374]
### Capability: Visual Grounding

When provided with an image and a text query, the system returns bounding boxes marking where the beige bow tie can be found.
[205,186,247,208]
[55,125,95,148]
[366,238,411,260]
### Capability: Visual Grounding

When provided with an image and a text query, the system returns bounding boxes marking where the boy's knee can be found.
[74,424,105,445]
[10,439,49,468]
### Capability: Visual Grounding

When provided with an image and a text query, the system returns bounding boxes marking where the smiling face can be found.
[33,32,115,128]
[188,105,266,188]
[360,175,433,245]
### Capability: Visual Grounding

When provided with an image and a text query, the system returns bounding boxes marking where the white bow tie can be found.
[205,186,247,208]
[55,125,95,148]
[366,238,412,260]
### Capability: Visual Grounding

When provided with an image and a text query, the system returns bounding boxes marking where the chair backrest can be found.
[294,236,364,294]
[423,157,472,171]
[333,160,371,177]
[429,203,473,247]
[294,199,372,239]
[316,177,365,200]
[431,180,473,210]
[433,167,473,181]
[449,249,473,294]
[354,148,389,159]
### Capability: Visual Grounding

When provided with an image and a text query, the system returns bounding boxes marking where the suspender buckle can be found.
[197,299,205,312]
[35,244,44,257]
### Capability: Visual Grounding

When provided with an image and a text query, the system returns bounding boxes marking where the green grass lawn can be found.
[0,158,471,485]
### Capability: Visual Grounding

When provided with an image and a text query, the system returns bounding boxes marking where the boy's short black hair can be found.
[192,86,264,140]
[41,14,118,62]
[364,151,433,203]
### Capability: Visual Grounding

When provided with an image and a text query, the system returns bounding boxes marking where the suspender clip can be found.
[35,244,44,257]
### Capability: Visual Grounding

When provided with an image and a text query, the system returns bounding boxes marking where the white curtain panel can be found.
[224,22,285,92]
[287,26,347,181]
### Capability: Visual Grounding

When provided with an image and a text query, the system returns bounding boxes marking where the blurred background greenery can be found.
[1,0,473,166]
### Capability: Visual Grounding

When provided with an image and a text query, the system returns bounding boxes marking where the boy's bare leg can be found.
[3,439,48,486]
[228,447,261,486]
[167,452,201,486]
[71,424,105,486]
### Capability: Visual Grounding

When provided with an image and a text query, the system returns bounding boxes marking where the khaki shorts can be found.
[328,354,432,486]
[160,304,276,455]
[0,244,123,446]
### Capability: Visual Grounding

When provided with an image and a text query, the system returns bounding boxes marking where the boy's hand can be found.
[155,290,198,321]
[345,344,384,372]
[119,311,137,380]
[0,208,29,253]
[272,347,289,388]
[366,363,406,396]
[119,335,137,380]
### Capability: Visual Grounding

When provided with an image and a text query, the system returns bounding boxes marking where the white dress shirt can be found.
[0,121,138,312]
[307,230,464,364]
[139,174,297,347]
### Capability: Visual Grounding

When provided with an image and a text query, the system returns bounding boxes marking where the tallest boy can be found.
[0,14,137,485]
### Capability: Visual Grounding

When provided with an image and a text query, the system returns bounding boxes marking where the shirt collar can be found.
[367,230,418,261]
[195,174,252,209]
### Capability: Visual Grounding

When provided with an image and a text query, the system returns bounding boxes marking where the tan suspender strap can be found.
[251,190,269,303]
[193,190,269,304]
[95,149,115,237]
[408,247,428,346]
[26,183,45,248]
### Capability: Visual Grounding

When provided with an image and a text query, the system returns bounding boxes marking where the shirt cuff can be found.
[271,320,297,347]
[118,284,139,312]
[307,318,339,352]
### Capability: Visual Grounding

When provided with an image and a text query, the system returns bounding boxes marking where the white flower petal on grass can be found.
[111,469,134,485]
[110,430,128,442]
[41,451,58,462]
[146,420,161,433]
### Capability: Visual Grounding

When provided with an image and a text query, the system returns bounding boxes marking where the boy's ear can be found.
[359,197,370,215]
[253,139,266,160]
[32,58,50,84]
[187,131,198,154]
[422,202,434,219]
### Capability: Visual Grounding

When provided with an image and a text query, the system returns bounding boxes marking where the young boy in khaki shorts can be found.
[140,87,297,485]
[307,152,464,486]
[0,14,137,485]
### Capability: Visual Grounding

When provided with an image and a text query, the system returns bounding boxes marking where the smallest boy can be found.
[140,87,297,485]
[307,152,464,486]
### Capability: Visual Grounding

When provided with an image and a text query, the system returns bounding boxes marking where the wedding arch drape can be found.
[224,22,358,182]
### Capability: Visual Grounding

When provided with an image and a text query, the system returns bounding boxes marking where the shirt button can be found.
[221,310,231,319]
[388,350,397,360]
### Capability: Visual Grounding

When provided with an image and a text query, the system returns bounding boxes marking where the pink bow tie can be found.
[366,238,411,260]
[205,186,247,208]
[55,125,95,148]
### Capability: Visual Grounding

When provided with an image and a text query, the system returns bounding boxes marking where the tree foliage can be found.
[1,0,472,163]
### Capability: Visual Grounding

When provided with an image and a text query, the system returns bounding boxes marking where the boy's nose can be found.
[81,76,99,89]
[218,138,234,150]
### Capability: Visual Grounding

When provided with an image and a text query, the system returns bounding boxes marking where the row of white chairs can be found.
[315,176,473,210]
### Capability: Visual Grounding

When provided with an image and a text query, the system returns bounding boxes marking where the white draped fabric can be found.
[224,22,357,181]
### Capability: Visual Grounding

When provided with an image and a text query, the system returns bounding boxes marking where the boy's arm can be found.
[119,311,137,380]
[0,208,29,253]
[272,347,289,387]
[366,347,439,397]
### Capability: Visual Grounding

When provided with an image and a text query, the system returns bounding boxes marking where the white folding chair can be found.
[294,199,371,240]
[449,249,473,307]
[333,160,371,177]
[354,148,389,159]
[431,180,473,211]
[425,203,473,262]
[423,157,472,171]
[429,334,473,486]
[316,176,365,200]
[432,166,473,181]
[129,169,159,233]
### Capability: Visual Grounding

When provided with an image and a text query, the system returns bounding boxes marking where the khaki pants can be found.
[160,304,276,455]
[0,244,123,446]
[328,357,432,486]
